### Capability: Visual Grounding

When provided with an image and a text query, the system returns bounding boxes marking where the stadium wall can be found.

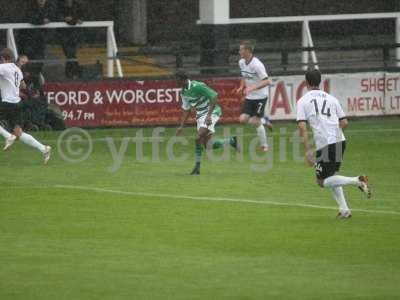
[148,0,398,43]
[0,1,397,44]
[43,72,400,128]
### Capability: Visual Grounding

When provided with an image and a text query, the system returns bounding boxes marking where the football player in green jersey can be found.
[175,71,239,175]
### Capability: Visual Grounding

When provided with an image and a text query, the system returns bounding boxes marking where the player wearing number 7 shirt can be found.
[0,48,51,164]
[236,41,272,152]
[297,69,371,219]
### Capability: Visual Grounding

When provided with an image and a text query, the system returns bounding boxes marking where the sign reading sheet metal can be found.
[44,72,400,128]
[265,72,400,119]
[333,72,400,117]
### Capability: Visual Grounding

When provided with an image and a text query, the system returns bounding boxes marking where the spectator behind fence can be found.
[19,0,56,60]
[58,0,84,79]
[16,55,30,69]
[16,55,31,102]
[17,55,44,102]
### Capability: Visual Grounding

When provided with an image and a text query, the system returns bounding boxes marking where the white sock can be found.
[19,132,46,153]
[323,175,359,188]
[0,126,12,139]
[256,124,267,146]
[331,187,350,212]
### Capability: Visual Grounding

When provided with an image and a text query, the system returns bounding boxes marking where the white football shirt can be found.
[239,56,268,100]
[296,89,346,150]
[0,63,23,104]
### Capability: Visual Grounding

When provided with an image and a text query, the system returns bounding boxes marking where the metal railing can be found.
[0,21,123,78]
[198,12,400,70]
[116,43,400,78]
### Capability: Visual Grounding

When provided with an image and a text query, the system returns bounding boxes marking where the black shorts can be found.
[315,141,346,180]
[0,101,23,131]
[241,98,267,118]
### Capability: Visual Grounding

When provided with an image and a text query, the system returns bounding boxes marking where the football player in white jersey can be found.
[236,41,271,152]
[0,48,51,164]
[297,69,371,219]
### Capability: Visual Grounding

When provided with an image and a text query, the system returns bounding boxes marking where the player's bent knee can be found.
[249,117,261,127]
[13,127,22,138]
[239,114,249,123]
[202,135,212,146]
[317,178,325,188]
[197,133,207,145]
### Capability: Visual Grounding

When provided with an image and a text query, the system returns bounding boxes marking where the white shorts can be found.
[197,114,220,133]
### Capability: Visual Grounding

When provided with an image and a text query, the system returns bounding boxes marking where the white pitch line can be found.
[41,127,400,143]
[55,184,400,216]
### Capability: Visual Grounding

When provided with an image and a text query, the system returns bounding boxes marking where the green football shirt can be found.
[181,80,222,119]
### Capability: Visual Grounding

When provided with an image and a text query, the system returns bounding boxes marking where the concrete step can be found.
[47,45,172,77]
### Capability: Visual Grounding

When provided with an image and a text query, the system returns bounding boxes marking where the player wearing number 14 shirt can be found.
[296,69,371,219]
[0,48,51,163]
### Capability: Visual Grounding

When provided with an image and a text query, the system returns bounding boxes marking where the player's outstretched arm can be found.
[298,121,314,166]
[205,96,218,125]
[176,109,191,135]
[195,84,219,125]
[235,79,246,95]
[339,118,348,129]
[245,79,271,95]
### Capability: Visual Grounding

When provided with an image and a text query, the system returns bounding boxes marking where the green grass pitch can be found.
[1,118,400,299]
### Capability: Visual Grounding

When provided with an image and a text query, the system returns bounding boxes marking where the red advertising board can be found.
[44,79,243,128]
[44,72,400,128]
